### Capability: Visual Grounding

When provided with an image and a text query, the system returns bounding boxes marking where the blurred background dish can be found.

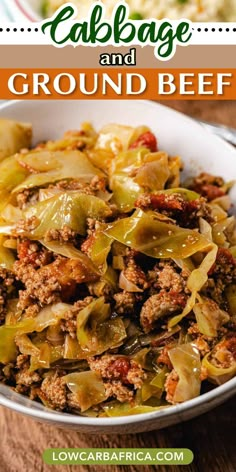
[6,0,236,21]
[4,0,41,21]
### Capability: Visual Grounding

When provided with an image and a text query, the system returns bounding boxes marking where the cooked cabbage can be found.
[168,343,201,402]
[0,119,32,162]
[104,209,211,259]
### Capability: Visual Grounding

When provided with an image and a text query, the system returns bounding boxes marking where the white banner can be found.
[0,22,234,45]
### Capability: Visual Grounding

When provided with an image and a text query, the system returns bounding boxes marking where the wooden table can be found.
[0,101,235,472]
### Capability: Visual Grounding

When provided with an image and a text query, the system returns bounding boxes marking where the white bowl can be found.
[0,99,235,433]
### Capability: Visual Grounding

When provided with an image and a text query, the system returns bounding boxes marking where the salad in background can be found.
[42,0,236,21]
[4,0,236,22]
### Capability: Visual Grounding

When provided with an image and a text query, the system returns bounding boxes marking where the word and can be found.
[99,48,136,66]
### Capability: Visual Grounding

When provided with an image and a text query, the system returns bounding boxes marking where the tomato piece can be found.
[129,131,158,152]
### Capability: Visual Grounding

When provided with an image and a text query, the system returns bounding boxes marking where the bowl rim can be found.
[1,376,235,425]
[0,98,235,426]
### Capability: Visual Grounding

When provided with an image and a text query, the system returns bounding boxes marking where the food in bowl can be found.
[42,0,236,21]
[0,118,235,417]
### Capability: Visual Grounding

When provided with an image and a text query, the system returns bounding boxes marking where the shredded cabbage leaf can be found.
[0,237,15,269]
[109,149,171,212]
[23,192,111,238]
[168,343,201,402]
[169,244,218,328]
[0,303,71,363]
[104,209,211,259]
[14,150,104,192]
[193,298,230,337]
[40,240,99,275]
[64,371,107,411]
[0,119,32,162]
[202,350,236,385]
[103,402,168,417]
[76,297,127,356]
[96,124,149,154]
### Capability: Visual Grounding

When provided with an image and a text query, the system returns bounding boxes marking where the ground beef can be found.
[86,218,97,231]
[193,336,210,357]
[188,322,226,356]
[88,355,145,390]
[40,372,67,410]
[157,345,174,369]
[135,193,211,228]
[140,291,187,333]
[104,380,134,403]
[90,175,107,193]
[81,233,96,256]
[113,291,143,315]
[45,226,76,243]
[188,172,226,201]
[48,179,94,194]
[60,296,94,338]
[14,261,61,309]
[203,278,226,308]
[16,366,41,387]
[13,216,39,236]
[14,255,98,309]
[192,337,211,357]
[209,335,236,369]
[208,247,236,286]
[47,176,107,196]
[164,370,179,404]
[16,188,39,209]
[16,354,29,368]
[0,268,16,325]
[14,355,41,394]
[121,255,149,291]
[148,261,187,294]
[201,249,236,309]
[17,240,53,268]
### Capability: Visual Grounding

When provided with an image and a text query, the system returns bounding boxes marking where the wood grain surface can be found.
[0,101,235,472]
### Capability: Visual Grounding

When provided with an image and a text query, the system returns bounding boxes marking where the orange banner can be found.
[0,68,235,99]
